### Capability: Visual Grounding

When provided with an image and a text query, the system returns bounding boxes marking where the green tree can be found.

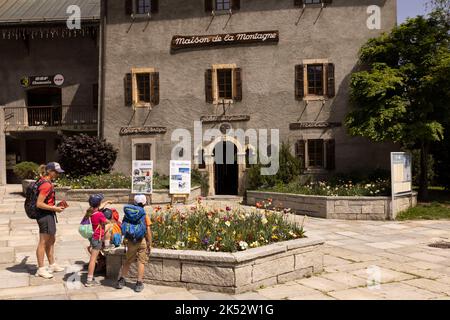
[346,15,450,200]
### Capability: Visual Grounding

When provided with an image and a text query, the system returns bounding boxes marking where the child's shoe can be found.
[134,281,144,293]
[85,278,101,287]
[35,267,54,279]
[116,277,126,289]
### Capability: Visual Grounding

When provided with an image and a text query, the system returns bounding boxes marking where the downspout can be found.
[98,0,107,138]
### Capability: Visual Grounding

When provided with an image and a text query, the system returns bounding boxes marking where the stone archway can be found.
[203,135,246,196]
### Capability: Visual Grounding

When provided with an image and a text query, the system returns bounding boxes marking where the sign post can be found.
[390,152,412,219]
[169,160,191,204]
[132,160,153,194]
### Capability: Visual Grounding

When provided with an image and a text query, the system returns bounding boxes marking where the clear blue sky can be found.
[397,0,430,23]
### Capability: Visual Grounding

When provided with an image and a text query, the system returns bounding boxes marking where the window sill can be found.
[304,96,327,102]
[132,13,152,19]
[304,168,329,174]
[214,99,234,105]
[212,10,232,16]
[133,102,152,108]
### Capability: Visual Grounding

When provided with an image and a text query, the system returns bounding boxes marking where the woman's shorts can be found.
[37,213,56,236]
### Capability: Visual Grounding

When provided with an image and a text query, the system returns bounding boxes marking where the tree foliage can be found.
[57,134,118,177]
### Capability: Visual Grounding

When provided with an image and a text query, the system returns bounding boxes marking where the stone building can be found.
[100,0,397,196]
[0,0,100,183]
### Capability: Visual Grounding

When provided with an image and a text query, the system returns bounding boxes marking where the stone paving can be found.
[1,184,450,300]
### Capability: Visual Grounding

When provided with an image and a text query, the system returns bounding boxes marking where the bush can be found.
[57,134,118,177]
[247,142,302,190]
[150,200,305,253]
[13,162,39,180]
[56,173,131,189]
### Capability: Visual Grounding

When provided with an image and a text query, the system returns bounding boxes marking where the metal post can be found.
[0,106,7,185]
[390,152,395,220]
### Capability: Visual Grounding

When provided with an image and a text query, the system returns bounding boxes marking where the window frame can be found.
[307,139,324,168]
[212,64,237,105]
[131,67,155,108]
[302,59,329,101]
[132,138,156,162]
[214,0,231,12]
[296,139,333,171]
[133,0,152,16]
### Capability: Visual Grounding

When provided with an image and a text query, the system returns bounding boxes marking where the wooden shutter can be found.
[125,0,133,15]
[205,0,213,12]
[231,0,241,11]
[205,69,213,103]
[327,63,335,98]
[124,73,132,107]
[151,0,159,13]
[295,64,304,101]
[233,68,242,102]
[294,0,304,7]
[150,72,160,106]
[326,140,336,170]
[323,0,333,5]
[295,140,306,169]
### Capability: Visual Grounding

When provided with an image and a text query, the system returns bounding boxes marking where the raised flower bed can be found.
[106,203,324,293]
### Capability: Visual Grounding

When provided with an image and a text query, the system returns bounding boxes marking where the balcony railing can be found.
[3,105,98,131]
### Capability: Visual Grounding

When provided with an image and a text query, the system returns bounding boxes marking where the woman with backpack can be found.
[35,162,67,279]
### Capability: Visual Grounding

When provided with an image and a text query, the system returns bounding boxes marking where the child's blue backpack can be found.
[121,205,147,243]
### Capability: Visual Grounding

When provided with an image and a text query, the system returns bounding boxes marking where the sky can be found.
[397,0,431,23]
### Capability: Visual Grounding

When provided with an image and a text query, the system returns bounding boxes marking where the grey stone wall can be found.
[55,186,201,204]
[246,190,418,220]
[103,0,398,177]
[106,237,324,294]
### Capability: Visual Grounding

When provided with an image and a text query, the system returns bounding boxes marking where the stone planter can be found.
[55,186,202,204]
[105,236,324,294]
[21,179,35,195]
[246,191,418,220]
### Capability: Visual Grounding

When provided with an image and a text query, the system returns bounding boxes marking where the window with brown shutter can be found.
[294,0,304,6]
[136,73,151,103]
[327,63,335,98]
[215,0,231,11]
[150,72,160,106]
[124,73,132,107]
[205,69,213,103]
[125,0,133,15]
[295,64,304,100]
[135,143,151,161]
[295,140,306,168]
[205,0,213,12]
[326,140,336,170]
[233,68,242,102]
[151,0,159,14]
[308,139,324,168]
[307,64,324,96]
[231,0,240,11]
[217,69,233,100]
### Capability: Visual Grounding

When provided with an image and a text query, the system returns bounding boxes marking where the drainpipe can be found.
[0,106,6,185]
[98,0,107,138]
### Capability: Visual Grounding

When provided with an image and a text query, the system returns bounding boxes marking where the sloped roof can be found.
[0,0,100,24]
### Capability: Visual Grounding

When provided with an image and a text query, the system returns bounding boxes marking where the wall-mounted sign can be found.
[200,115,250,123]
[119,126,167,136]
[20,74,65,88]
[289,122,342,130]
[170,160,191,195]
[171,30,279,52]
[132,160,153,194]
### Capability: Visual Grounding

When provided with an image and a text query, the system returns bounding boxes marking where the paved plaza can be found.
[0,185,450,300]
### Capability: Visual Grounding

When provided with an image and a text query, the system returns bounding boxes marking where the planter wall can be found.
[246,191,418,220]
[106,237,324,294]
[55,186,201,204]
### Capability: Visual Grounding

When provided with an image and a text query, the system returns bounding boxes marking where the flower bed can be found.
[106,202,322,294]
[150,201,305,253]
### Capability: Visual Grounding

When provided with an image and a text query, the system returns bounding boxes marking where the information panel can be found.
[132,160,153,194]
[170,160,191,194]
[391,152,412,196]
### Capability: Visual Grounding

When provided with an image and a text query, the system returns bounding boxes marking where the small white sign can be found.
[53,74,65,86]
[170,160,191,194]
[132,160,153,194]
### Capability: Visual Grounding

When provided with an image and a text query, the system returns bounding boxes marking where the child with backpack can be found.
[102,208,122,248]
[116,194,152,293]
[84,194,113,287]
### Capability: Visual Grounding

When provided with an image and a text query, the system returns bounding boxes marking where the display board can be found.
[132,160,153,194]
[391,152,412,196]
[170,160,191,194]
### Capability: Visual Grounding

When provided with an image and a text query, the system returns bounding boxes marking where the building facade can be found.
[101,0,397,196]
[0,0,100,183]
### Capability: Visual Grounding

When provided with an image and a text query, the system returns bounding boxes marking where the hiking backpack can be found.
[24,179,52,220]
[121,205,147,243]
